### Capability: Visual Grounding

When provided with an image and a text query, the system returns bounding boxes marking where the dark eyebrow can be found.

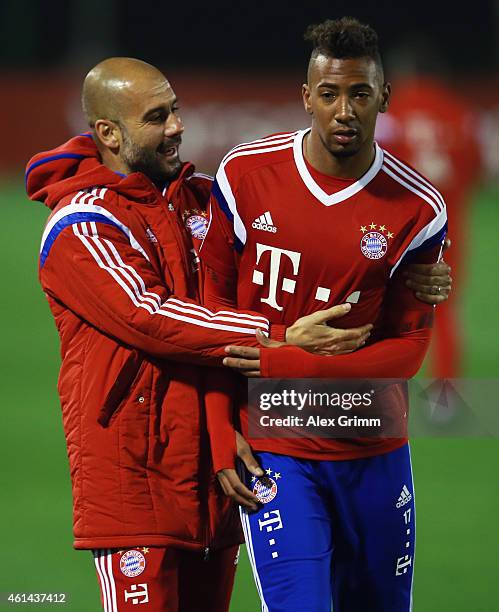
[318,82,374,90]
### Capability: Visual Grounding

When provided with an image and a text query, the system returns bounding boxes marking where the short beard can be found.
[119,124,182,186]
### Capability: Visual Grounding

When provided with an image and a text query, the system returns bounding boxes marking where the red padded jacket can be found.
[26,135,278,550]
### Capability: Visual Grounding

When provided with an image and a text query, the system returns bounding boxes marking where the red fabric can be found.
[376,76,482,377]
[377,77,481,205]
[256,266,434,458]
[93,545,238,611]
[201,266,285,472]
[260,330,430,378]
[260,264,435,379]
[204,367,238,474]
[200,134,445,328]
[200,130,445,462]
[27,135,278,549]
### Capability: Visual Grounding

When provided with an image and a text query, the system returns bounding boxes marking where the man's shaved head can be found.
[81,57,184,186]
[82,57,168,127]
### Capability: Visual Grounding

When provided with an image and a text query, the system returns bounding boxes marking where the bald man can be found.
[27,56,381,612]
[81,58,184,186]
[26,57,451,611]
[27,57,272,612]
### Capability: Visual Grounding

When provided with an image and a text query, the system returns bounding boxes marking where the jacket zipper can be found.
[202,486,213,562]
[142,174,193,286]
[165,170,212,557]
[163,198,194,288]
[165,172,196,285]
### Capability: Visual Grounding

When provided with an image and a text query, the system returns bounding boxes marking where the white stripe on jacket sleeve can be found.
[72,222,269,334]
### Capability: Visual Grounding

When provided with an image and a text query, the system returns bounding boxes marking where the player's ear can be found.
[94,119,121,150]
[302,84,313,115]
[379,82,391,114]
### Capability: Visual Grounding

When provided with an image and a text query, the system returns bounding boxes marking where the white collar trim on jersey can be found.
[293,128,384,206]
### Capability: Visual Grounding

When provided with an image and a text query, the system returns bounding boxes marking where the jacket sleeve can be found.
[260,329,431,379]
[39,210,270,366]
[203,366,239,473]
[260,254,439,379]
[200,190,289,472]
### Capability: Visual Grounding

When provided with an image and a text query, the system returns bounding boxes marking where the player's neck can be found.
[100,147,131,176]
[304,131,375,180]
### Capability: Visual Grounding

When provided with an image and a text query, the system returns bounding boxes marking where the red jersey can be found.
[201,129,447,461]
[376,76,481,203]
[376,77,482,378]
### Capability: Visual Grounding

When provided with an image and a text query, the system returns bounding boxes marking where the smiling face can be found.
[302,54,390,175]
[85,58,185,186]
[117,77,184,185]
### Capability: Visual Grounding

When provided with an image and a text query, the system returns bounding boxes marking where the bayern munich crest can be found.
[253,476,278,504]
[119,549,146,578]
[360,231,388,260]
[185,214,209,240]
[359,222,394,260]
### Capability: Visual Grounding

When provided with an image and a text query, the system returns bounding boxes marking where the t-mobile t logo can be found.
[258,510,283,532]
[124,583,149,604]
[252,243,301,311]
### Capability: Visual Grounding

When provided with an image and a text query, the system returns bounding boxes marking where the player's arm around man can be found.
[198,16,453,611]
[224,252,442,379]
[201,195,450,507]
[27,67,272,609]
[29,56,388,612]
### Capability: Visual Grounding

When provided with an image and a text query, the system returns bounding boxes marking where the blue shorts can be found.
[239,443,415,612]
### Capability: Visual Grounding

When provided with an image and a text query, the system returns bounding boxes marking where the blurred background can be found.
[1,1,498,610]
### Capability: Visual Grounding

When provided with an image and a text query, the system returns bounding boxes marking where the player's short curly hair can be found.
[304,17,383,74]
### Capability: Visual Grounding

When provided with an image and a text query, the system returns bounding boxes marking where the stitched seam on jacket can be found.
[79,327,89,536]
[145,365,158,532]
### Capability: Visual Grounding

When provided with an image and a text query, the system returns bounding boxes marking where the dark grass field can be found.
[1,178,498,610]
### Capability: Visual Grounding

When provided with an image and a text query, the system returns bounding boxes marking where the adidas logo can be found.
[396,485,412,508]
[252,212,277,233]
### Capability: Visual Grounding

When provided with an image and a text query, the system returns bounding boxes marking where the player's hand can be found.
[216,432,263,511]
[286,303,373,355]
[404,243,452,305]
[224,329,289,376]
[223,344,261,377]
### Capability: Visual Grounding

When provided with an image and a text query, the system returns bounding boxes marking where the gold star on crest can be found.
[360,221,394,238]
[142,547,150,554]
[183,208,208,221]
